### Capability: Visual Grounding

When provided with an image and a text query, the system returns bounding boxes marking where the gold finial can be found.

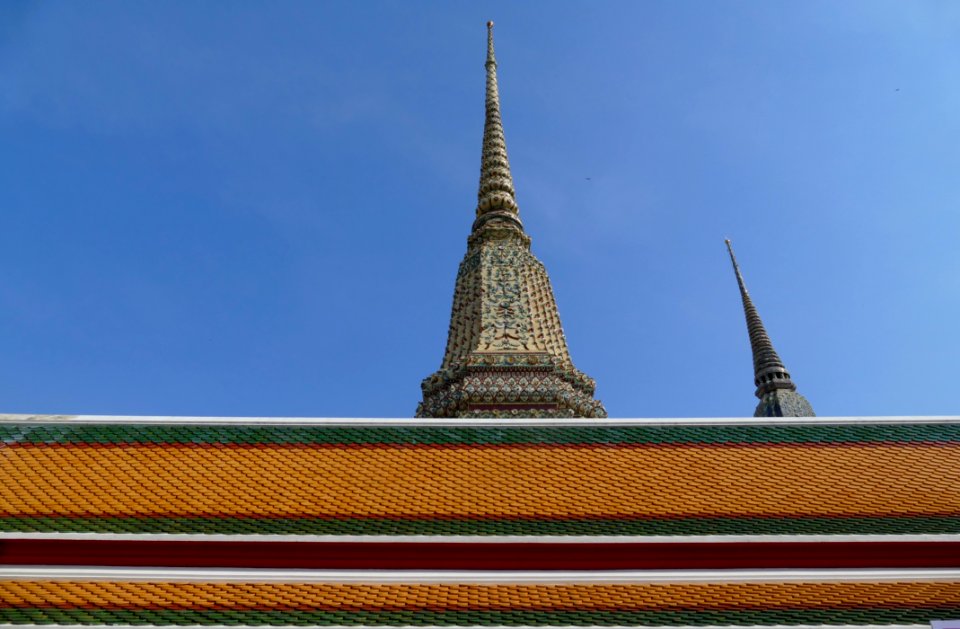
[474,16,520,226]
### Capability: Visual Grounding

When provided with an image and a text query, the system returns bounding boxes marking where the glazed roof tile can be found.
[2,577,960,626]
[2,416,960,536]
[3,416,960,627]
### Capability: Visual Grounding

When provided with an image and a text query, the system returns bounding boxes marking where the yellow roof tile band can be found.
[2,581,960,610]
[3,444,959,518]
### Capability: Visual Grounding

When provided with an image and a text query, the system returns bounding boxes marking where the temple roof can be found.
[2,415,958,537]
[2,414,960,626]
[4,574,960,627]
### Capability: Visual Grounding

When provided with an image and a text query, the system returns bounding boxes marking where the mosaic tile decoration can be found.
[415,23,605,418]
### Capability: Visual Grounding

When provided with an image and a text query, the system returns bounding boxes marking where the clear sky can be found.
[2,2,958,418]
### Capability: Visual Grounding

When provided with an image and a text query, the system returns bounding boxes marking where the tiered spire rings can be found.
[474,21,523,233]
[725,240,815,417]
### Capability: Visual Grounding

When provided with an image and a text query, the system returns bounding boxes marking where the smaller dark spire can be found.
[725,239,815,417]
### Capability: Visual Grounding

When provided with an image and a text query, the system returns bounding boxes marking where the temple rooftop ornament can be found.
[725,239,815,417]
[416,23,606,418]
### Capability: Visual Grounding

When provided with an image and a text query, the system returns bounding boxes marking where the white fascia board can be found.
[1,414,958,426]
[2,567,960,583]
[2,532,959,544]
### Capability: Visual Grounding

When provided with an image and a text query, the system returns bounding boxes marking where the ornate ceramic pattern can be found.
[418,230,606,418]
[755,389,816,418]
[417,24,605,418]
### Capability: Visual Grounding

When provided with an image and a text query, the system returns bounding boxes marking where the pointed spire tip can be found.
[474,14,520,226]
[724,239,801,403]
[725,239,738,266]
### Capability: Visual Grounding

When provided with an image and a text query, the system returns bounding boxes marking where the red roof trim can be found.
[3,539,960,570]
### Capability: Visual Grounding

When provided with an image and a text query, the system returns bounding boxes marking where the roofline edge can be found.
[0,623,930,629]
[2,415,958,426]
[3,532,960,544]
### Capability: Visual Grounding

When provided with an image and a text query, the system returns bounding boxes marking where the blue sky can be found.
[2,2,958,418]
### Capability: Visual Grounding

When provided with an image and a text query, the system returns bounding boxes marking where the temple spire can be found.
[725,240,815,417]
[474,21,523,233]
[416,24,605,418]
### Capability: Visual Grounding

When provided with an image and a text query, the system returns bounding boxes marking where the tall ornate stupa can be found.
[726,239,815,417]
[416,23,606,418]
